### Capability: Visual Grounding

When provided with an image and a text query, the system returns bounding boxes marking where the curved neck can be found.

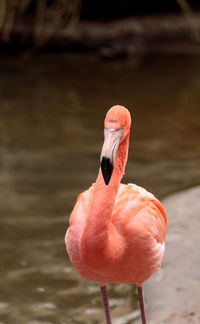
[80,133,130,270]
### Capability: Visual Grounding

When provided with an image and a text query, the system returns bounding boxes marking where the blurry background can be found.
[0,1,200,324]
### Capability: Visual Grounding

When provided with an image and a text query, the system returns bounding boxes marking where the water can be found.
[0,53,200,324]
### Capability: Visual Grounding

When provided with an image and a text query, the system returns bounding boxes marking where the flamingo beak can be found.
[100,127,123,185]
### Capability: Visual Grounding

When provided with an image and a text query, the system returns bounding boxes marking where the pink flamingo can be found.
[65,105,167,324]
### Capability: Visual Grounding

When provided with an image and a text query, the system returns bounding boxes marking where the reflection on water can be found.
[0,53,200,323]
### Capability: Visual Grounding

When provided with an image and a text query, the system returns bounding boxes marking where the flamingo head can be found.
[100,105,131,185]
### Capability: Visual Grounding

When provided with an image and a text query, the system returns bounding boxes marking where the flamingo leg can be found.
[100,285,112,324]
[137,286,147,324]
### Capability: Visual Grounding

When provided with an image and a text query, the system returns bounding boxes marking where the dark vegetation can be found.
[0,0,200,54]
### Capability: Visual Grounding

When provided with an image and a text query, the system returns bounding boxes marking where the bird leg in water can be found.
[137,286,147,324]
[100,285,112,324]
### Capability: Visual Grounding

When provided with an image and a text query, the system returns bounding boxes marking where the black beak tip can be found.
[100,157,113,185]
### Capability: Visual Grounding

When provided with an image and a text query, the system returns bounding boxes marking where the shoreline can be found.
[1,13,200,57]
[143,186,200,323]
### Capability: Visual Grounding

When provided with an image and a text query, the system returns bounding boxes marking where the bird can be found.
[65,105,167,324]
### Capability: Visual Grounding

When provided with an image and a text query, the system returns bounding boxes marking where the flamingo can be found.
[65,105,167,324]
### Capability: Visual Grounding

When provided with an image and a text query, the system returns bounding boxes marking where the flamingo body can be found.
[66,182,166,286]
